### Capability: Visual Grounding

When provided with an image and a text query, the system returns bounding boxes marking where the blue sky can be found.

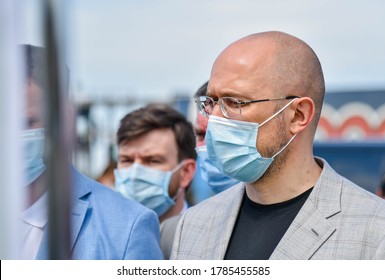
[19,0,385,101]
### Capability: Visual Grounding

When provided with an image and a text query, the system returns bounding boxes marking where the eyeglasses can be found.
[195,95,299,118]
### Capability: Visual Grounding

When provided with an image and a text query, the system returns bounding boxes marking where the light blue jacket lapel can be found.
[35,229,49,259]
[36,167,91,259]
[70,169,90,253]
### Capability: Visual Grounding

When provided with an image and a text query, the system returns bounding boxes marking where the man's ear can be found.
[179,159,196,189]
[289,97,315,135]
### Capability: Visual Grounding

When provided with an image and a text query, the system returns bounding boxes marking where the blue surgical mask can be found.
[196,146,239,193]
[205,99,297,183]
[114,161,184,216]
[21,128,46,186]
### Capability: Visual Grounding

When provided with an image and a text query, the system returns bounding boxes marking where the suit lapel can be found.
[270,199,337,259]
[212,183,245,259]
[70,197,89,252]
[35,229,49,259]
[35,167,91,259]
[36,209,89,260]
[36,209,90,260]
[69,167,91,254]
[271,158,342,259]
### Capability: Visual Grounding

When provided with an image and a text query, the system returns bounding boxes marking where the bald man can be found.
[171,31,385,260]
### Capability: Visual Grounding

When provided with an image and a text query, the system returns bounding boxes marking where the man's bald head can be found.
[211,31,325,130]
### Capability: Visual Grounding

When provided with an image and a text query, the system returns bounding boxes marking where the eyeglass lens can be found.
[202,97,213,117]
[198,96,241,118]
[220,97,241,118]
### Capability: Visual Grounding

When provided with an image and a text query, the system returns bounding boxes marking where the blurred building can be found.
[72,89,385,194]
[314,90,385,193]
[316,90,385,141]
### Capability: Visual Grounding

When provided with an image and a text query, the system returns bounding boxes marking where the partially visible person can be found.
[194,82,210,148]
[376,172,385,199]
[171,31,385,260]
[114,103,196,258]
[96,160,117,189]
[188,81,216,204]
[20,44,163,259]
[193,81,240,199]
[189,81,240,204]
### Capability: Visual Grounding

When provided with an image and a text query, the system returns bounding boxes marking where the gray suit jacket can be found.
[171,158,385,259]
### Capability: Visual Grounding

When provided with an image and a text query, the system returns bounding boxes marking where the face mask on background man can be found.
[196,146,239,193]
[21,128,46,186]
[114,161,184,216]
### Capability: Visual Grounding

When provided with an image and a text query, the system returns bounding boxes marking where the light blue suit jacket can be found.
[36,167,163,259]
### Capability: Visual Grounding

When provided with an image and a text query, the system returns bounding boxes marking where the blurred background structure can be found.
[314,90,385,193]
[13,1,385,192]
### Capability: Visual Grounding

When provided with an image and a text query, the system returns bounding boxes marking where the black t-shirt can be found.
[224,187,313,260]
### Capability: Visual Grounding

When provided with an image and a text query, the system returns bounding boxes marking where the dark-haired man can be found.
[114,103,196,258]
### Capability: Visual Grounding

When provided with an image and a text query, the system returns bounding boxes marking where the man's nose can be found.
[133,158,143,165]
[211,102,225,118]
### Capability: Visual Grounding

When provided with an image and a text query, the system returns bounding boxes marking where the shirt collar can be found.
[21,192,48,228]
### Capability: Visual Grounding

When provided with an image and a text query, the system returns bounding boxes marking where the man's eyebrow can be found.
[207,89,246,98]
[142,154,167,162]
[142,151,167,158]
[118,154,131,160]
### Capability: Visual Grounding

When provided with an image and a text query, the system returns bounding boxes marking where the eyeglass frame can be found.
[195,95,299,118]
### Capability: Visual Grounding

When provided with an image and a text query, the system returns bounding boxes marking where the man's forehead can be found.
[119,129,178,157]
[208,44,276,99]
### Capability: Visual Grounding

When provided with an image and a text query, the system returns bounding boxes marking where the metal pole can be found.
[42,0,72,259]
[0,0,24,259]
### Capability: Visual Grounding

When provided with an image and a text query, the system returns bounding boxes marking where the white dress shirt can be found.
[20,192,48,259]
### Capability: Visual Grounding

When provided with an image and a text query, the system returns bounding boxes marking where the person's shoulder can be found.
[320,158,385,215]
[70,167,162,260]
[71,167,153,216]
[342,177,385,214]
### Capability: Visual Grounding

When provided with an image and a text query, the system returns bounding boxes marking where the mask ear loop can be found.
[272,134,297,158]
[258,98,298,158]
[171,188,183,201]
[259,98,298,127]
[170,160,186,201]
[171,160,185,173]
